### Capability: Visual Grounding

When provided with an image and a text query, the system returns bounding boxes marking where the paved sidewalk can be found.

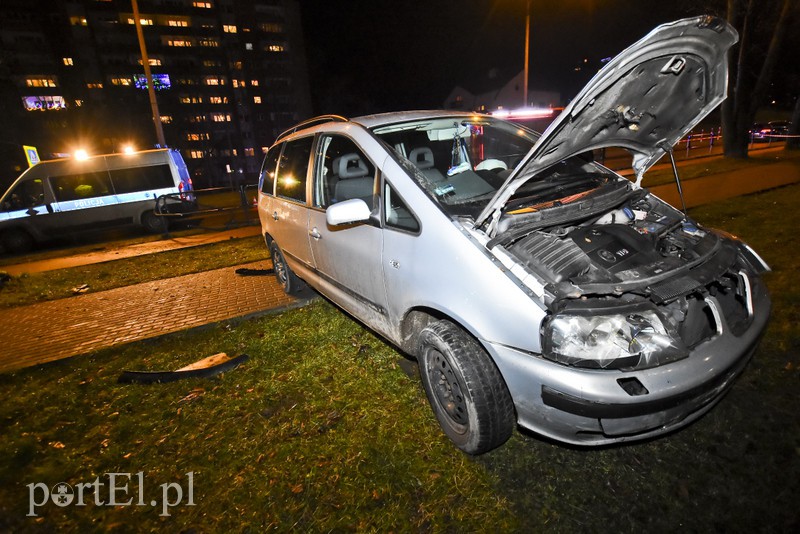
[0,260,302,374]
[2,225,261,276]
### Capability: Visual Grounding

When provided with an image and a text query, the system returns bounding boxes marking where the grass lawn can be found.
[0,236,268,309]
[0,185,799,530]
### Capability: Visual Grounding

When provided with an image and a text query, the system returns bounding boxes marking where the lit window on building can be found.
[168,39,192,47]
[192,1,213,8]
[86,83,104,89]
[189,115,207,123]
[75,99,83,107]
[262,146,268,154]
[223,25,237,33]
[253,96,262,104]
[168,20,189,27]
[22,96,67,111]
[199,38,219,47]
[260,23,283,33]
[127,18,153,25]
[138,58,162,66]
[189,150,204,159]
[250,79,259,86]
[160,115,173,123]
[25,78,57,88]
[180,96,204,104]
[203,60,221,67]
[186,133,210,141]
[233,79,246,88]
[211,113,231,122]
[267,44,286,53]
[245,42,253,50]
[63,58,74,66]
[69,16,88,26]
[230,61,243,70]
[209,96,228,104]
[111,77,132,86]
[244,148,255,157]
[204,76,224,86]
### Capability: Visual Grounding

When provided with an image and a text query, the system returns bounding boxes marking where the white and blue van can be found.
[0,148,193,253]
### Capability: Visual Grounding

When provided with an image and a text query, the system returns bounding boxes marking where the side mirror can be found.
[326,198,371,226]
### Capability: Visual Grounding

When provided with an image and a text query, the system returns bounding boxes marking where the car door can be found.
[270,135,315,277]
[307,134,390,333]
[47,169,123,233]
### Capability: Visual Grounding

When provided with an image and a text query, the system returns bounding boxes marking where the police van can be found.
[0,148,193,253]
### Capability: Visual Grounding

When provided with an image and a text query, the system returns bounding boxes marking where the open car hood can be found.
[476,16,738,231]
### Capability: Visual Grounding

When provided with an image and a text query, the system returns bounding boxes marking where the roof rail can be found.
[275,115,349,142]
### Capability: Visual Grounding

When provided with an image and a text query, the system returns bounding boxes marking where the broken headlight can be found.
[542,307,688,370]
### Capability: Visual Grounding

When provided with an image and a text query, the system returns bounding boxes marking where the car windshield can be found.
[372,116,617,218]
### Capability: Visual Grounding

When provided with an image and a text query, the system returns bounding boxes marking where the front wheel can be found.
[141,210,167,233]
[1,229,34,254]
[269,241,306,295]
[417,320,515,455]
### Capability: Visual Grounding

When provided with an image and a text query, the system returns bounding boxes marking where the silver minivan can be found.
[0,148,193,253]
[257,17,771,454]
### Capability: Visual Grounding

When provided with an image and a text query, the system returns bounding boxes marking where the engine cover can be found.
[569,225,658,275]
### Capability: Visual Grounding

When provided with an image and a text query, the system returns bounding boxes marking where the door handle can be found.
[309,227,322,240]
[272,211,279,221]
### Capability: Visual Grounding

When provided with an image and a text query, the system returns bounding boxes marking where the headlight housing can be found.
[542,305,688,370]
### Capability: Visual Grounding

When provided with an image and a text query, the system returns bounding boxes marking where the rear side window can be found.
[110,165,174,194]
[259,144,282,195]
[275,136,313,202]
[50,171,113,202]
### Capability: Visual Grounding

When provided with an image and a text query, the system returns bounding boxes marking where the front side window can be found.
[384,182,419,232]
[1,179,45,212]
[313,135,375,209]
[274,137,313,202]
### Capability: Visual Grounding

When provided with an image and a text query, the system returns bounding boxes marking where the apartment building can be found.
[0,0,311,187]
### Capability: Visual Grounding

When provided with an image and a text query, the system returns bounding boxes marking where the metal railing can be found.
[154,183,258,234]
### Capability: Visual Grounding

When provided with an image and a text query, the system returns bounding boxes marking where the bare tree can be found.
[721,0,798,158]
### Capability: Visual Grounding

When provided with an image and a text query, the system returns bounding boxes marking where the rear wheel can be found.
[269,241,305,295]
[418,320,515,455]
[1,229,34,254]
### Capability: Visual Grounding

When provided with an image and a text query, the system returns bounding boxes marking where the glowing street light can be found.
[122,144,136,154]
[523,0,531,107]
[74,149,89,160]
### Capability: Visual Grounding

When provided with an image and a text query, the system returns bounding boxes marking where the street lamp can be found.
[523,0,531,107]
[131,0,166,147]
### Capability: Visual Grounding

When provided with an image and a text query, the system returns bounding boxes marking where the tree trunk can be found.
[787,96,800,150]
[722,0,797,158]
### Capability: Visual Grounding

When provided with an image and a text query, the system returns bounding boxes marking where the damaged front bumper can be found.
[487,274,770,446]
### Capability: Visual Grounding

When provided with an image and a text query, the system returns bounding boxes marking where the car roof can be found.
[350,110,483,129]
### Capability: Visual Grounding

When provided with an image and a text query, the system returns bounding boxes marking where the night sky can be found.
[297,0,714,116]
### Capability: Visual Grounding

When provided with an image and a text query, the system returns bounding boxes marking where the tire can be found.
[417,320,515,455]
[1,229,34,254]
[141,210,167,233]
[269,241,306,295]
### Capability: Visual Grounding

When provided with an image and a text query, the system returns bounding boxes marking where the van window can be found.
[50,171,113,202]
[260,144,282,195]
[1,179,45,211]
[275,136,313,202]
[110,165,174,194]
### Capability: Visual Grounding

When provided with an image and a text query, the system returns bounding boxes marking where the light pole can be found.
[131,0,166,147]
[523,0,531,107]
